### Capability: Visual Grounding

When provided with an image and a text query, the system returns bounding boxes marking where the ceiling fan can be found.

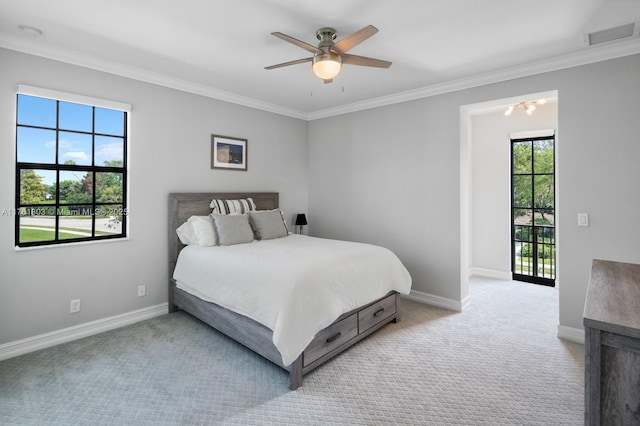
[265,25,392,83]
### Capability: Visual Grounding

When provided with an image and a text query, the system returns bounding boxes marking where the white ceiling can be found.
[1,0,639,119]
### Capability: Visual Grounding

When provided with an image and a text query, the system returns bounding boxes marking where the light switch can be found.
[578,213,589,227]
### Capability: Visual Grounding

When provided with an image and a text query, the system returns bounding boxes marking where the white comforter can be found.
[173,234,412,366]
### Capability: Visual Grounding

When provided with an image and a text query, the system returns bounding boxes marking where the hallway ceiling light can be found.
[505,99,546,116]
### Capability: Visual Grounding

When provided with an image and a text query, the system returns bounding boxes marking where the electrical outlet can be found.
[70,298,80,313]
[137,285,146,297]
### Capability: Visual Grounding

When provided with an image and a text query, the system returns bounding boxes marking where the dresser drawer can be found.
[358,293,397,333]
[304,314,358,367]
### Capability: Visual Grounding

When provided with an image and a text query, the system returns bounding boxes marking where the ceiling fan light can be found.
[312,52,342,80]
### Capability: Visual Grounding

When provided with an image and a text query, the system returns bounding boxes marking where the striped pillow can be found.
[209,198,256,215]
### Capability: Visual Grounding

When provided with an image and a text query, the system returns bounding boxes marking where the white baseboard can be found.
[469,268,512,281]
[557,324,584,345]
[0,303,168,361]
[403,289,465,312]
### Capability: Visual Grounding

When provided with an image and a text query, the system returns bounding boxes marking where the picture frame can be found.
[211,134,248,171]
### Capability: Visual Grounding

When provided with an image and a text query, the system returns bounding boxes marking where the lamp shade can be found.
[295,214,308,226]
[312,52,342,80]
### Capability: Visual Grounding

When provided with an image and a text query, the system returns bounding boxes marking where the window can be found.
[15,86,129,248]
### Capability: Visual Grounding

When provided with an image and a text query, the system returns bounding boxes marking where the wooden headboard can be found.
[168,192,279,273]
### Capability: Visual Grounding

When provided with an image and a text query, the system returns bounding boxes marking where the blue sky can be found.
[17,94,125,185]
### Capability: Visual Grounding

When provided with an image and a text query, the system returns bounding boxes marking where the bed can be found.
[168,192,411,389]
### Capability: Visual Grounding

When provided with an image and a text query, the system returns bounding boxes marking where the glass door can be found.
[511,136,555,286]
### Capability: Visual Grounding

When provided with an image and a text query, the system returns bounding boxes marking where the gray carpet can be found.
[0,278,584,425]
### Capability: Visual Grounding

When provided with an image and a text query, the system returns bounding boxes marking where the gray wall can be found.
[308,96,463,302]
[308,54,640,331]
[0,48,308,345]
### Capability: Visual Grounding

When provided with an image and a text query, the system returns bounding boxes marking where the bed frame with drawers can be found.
[168,192,401,389]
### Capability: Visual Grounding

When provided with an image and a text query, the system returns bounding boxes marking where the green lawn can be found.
[19,224,117,242]
[20,228,83,242]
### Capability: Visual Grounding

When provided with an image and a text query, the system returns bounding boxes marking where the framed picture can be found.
[211,134,247,171]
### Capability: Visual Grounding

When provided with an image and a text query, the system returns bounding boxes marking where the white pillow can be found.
[176,221,197,245]
[175,215,218,246]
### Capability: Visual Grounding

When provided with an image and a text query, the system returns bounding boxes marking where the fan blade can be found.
[342,53,391,68]
[332,25,378,53]
[271,32,322,54]
[265,57,312,70]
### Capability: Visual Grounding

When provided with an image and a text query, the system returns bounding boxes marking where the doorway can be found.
[460,90,558,308]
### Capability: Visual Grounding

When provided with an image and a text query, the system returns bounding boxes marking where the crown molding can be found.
[0,33,307,120]
[308,38,640,120]
[2,32,639,122]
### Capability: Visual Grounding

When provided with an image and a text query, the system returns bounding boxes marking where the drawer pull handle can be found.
[374,308,385,317]
[326,332,342,344]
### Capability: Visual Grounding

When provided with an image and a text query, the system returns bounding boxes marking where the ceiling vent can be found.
[584,22,638,46]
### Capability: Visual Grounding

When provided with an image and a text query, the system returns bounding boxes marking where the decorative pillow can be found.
[248,209,288,240]
[211,213,254,246]
[176,215,217,246]
[210,198,256,215]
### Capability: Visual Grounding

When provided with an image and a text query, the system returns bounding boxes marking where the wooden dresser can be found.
[583,259,640,425]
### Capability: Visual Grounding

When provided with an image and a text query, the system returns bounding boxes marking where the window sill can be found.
[14,236,130,252]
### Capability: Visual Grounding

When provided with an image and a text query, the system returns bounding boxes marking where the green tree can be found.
[20,170,47,204]
[513,140,554,223]
[58,179,82,202]
[513,143,532,211]
[533,140,554,222]
[96,160,123,203]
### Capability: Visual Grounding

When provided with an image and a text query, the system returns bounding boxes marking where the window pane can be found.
[17,127,56,164]
[96,172,123,203]
[59,171,92,204]
[20,169,56,205]
[514,225,533,242]
[533,139,554,174]
[17,94,56,128]
[59,101,92,132]
[537,244,555,276]
[59,131,92,166]
[95,108,124,136]
[534,210,555,226]
[514,208,532,225]
[96,204,124,235]
[534,175,554,209]
[512,142,531,174]
[534,209,555,226]
[539,225,555,243]
[520,242,533,264]
[513,175,532,208]
[59,205,93,240]
[95,136,124,166]
[18,211,56,243]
